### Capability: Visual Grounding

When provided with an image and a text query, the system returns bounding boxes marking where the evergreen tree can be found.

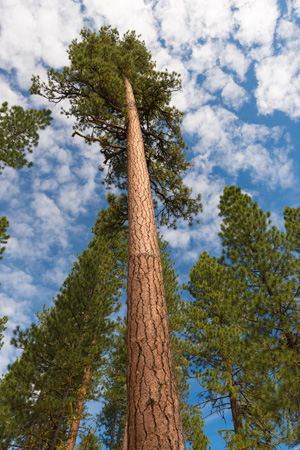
[184,252,284,449]
[31,26,202,449]
[0,100,51,354]
[76,431,103,450]
[0,205,126,449]
[97,320,127,450]
[0,317,7,350]
[183,186,300,448]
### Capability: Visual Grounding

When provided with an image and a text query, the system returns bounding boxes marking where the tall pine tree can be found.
[0,203,126,449]
[31,26,202,449]
[183,186,300,448]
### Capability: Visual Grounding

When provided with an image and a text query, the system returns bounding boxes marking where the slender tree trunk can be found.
[48,386,70,450]
[125,77,186,450]
[226,364,248,450]
[66,367,91,450]
[109,409,117,450]
[228,365,243,434]
[122,416,128,450]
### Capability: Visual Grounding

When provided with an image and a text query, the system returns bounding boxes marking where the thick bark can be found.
[66,367,91,450]
[125,77,186,450]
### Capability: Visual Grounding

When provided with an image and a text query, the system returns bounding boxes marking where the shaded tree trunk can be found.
[122,416,128,450]
[66,367,91,450]
[109,409,117,450]
[125,77,186,450]
[228,365,243,434]
[48,386,70,450]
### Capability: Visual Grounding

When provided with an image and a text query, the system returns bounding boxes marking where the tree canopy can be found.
[31,26,201,228]
[0,101,52,174]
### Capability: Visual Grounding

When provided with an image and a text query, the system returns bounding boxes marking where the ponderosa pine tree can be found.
[97,320,127,450]
[31,26,202,450]
[184,252,285,449]
[218,187,300,445]
[183,186,300,448]
[0,207,126,449]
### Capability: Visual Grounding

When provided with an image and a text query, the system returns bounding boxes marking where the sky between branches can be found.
[0,1,300,446]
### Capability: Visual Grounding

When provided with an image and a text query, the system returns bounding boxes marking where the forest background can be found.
[1,0,300,448]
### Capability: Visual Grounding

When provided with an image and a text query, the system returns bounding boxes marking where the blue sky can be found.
[0,0,300,448]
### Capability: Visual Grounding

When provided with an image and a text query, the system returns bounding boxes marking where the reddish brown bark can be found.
[125,77,186,450]
[66,367,91,450]
[228,365,243,434]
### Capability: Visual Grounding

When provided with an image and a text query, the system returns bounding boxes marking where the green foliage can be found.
[97,320,127,450]
[182,185,300,448]
[31,26,202,228]
[0,216,9,261]
[0,203,126,449]
[76,431,103,449]
[0,316,7,350]
[0,101,52,173]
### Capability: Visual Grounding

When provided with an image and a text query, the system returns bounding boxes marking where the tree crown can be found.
[30,26,202,227]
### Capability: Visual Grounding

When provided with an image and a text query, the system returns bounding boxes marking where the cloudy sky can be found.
[0,0,300,447]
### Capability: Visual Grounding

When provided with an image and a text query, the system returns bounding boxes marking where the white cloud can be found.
[290,0,300,17]
[231,0,279,57]
[0,266,37,298]
[219,43,251,81]
[83,0,157,45]
[0,0,84,89]
[203,67,249,109]
[255,51,300,119]
[154,0,233,49]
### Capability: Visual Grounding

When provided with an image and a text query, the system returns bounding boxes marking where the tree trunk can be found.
[125,77,186,450]
[122,416,128,450]
[109,409,117,450]
[48,386,70,450]
[227,364,246,450]
[66,367,91,450]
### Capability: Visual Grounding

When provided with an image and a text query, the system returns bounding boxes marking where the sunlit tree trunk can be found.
[125,77,186,450]
[66,367,91,450]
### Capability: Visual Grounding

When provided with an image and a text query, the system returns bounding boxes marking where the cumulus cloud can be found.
[231,0,279,57]
[0,0,84,89]
[255,17,300,119]
[154,0,233,49]
[83,0,157,44]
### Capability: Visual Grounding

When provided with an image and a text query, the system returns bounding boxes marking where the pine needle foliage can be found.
[182,186,300,449]
[0,203,126,449]
[0,101,52,173]
[30,26,202,228]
